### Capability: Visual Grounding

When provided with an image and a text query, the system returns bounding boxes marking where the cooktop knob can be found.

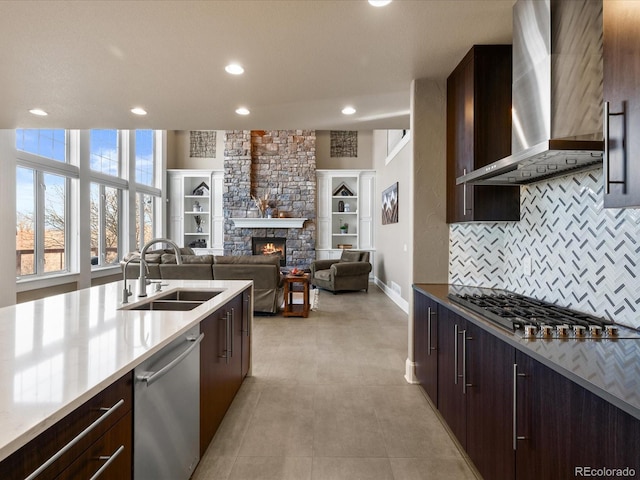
[541,325,554,337]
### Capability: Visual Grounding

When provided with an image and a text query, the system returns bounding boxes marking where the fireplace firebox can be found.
[252,237,286,267]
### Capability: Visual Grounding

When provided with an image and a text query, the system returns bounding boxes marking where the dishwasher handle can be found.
[137,333,204,386]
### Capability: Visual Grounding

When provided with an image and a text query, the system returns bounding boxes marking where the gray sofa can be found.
[309,250,371,293]
[121,249,284,313]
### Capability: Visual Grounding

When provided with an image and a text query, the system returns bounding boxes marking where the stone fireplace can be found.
[223,130,316,268]
[252,236,286,267]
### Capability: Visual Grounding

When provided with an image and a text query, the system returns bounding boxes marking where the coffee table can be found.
[282,273,310,318]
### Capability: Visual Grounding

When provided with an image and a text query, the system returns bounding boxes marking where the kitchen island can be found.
[0,279,252,477]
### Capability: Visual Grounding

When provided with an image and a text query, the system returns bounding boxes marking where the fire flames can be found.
[261,243,283,256]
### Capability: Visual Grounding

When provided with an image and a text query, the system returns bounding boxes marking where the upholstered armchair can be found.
[310,250,371,293]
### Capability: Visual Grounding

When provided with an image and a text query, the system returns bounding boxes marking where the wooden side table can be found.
[282,274,310,318]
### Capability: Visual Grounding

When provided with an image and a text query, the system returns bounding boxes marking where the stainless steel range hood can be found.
[457,0,604,186]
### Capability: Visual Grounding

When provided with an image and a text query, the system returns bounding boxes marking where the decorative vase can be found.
[338,200,344,212]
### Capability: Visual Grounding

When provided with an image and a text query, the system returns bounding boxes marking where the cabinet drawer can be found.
[57,411,132,480]
[0,372,133,480]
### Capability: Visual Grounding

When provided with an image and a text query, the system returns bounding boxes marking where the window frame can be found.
[16,142,77,280]
[15,129,165,288]
[90,182,123,269]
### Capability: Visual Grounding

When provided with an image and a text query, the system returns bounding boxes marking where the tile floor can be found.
[192,286,479,480]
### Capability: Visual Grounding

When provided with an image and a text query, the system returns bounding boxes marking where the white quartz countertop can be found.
[0,279,252,462]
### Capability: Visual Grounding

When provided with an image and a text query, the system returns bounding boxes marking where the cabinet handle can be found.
[24,399,125,480]
[427,307,437,356]
[462,168,468,217]
[89,445,125,480]
[243,295,251,337]
[513,363,527,450]
[604,101,627,195]
[138,334,204,386]
[229,309,235,358]
[224,312,230,364]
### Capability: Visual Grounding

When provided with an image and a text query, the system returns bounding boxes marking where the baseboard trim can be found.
[404,358,419,384]
[374,277,409,313]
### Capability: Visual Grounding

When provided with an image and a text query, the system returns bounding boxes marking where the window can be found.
[135,130,154,186]
[16,129,67,162]
[90,129,119,176]
[15,129,165,282]
[16,167,69,277]
[16,167,36,276]
[90,183,121,267]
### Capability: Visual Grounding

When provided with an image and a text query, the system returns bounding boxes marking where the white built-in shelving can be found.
[316,169,375,266]
[167,169,224,255]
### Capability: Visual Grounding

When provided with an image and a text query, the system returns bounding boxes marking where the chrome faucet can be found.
[138,238,183,297]
[122,255,148,304]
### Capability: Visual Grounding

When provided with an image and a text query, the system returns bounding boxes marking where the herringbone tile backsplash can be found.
[449,169,640,329]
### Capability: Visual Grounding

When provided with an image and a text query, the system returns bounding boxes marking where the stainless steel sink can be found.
[121,289,222,311]
[127,300,205,311]
[155,290,221,302]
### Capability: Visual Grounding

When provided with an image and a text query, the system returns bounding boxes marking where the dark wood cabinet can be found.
[603,1,640,207]
[515,351,640,480]
[436,304,516,479]
[200,289,248,456]
[437,307,467,447]
[0,372,133,480]
[58,411,132,480]
[446,45,520,223]
[414,289,640,480]
[413,289,438,404]
[465,322,515,480]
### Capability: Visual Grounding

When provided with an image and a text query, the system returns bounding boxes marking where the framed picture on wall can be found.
[382,182,398,225]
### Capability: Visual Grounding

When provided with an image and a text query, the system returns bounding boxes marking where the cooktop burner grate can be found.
[446,291,635,338]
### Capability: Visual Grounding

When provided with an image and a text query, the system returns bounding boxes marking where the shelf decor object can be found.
[333,182,354,197]
[192,181,209,196]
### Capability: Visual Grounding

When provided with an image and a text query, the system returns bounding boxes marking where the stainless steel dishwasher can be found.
[134,325,203,480]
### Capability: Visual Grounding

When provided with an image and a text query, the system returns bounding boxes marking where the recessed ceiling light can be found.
[368,0,392,6]
[29,108,48,116]
[130,107,147,115]
[342,106,356,115]
[225,63,245,75]
[236,107,250,115]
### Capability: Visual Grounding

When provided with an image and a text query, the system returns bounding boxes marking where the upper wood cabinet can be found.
[446,45,520,223]
[603,1,640,208]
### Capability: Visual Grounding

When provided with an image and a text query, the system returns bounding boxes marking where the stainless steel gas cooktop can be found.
[447,288,640,340]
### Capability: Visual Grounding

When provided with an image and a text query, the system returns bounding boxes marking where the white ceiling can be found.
[0,0,513,131]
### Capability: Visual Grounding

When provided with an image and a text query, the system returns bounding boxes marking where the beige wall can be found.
[167,130,226,170]
[316,130,373,169]
[373,130,412,303]
[412,78,448,284]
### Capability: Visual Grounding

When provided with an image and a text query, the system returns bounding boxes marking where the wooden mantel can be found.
[230,218,307,228]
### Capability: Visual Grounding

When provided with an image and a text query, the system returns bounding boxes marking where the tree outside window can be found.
[90,184,120,267]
